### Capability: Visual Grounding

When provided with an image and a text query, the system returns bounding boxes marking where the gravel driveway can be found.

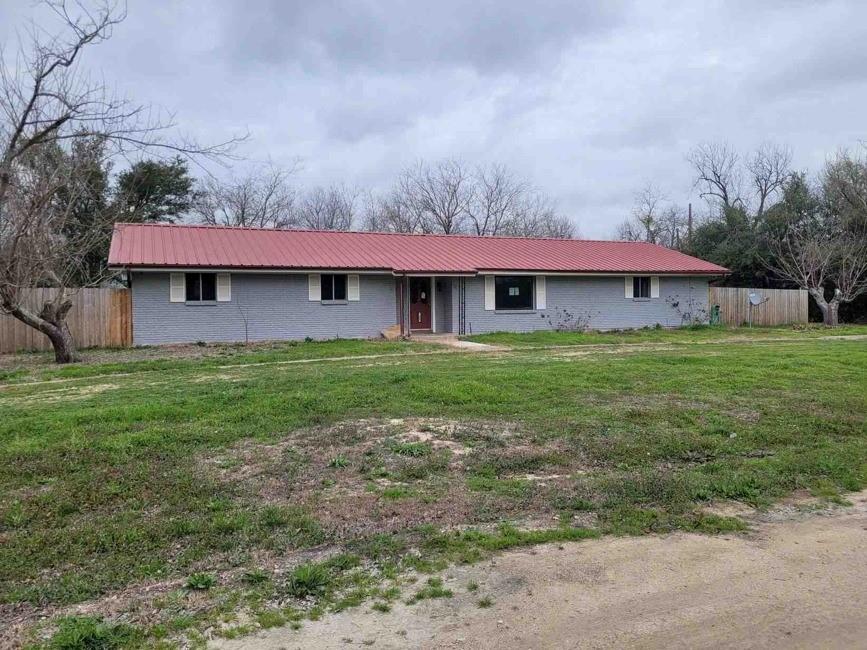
[215,490,867,649]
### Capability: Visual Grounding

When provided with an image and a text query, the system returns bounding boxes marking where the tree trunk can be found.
[38,297,78,363]
[2,292,78,363]
[825,300,840,327]
[808,288,840,327]
[41,319,77,363]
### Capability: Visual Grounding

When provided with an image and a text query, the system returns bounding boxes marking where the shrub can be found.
[542,306,597,332]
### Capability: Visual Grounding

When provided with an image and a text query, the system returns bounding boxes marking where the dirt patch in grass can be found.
[553,343,679,357]
[204,418,584,539]
[6,382,120,404]
[0,340,333,371]
[0,343,237,372]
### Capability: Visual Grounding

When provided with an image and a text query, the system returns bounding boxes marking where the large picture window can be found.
[321,274,347,301]
[633,276,650,299]
[185,273,216,302]
[495,275,534,310]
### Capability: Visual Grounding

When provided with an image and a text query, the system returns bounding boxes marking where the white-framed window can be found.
[484,275,546,311]
[186,272,217,302]
[495,276,534,310]
[321,273,347,302]
[308,273,360,302]
[170,272,230,303]
[624,275,659,300]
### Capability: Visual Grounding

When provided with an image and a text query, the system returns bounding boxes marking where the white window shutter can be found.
[170,273,186,302]
[535,275,546,310]
[650,276,660,298]
[624,276,633,299]
[216,273,231,301]
[308,274,321,301]
[347,274,360,301]
[484,276,495,310]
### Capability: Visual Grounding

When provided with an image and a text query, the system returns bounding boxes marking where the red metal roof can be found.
[108,223,729,275]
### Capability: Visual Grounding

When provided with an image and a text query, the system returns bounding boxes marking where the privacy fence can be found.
[709,286,808,327]
[0,284,811,354]
[0,288,132,354]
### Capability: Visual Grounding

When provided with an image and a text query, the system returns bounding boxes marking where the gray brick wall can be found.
[462,275,710,334]
[130,272,399,345]
[131,271,711,344]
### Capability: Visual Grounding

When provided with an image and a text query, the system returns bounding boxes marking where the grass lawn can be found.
[463,323,867,347]
[0,338,441,384]
[1,331,865,647]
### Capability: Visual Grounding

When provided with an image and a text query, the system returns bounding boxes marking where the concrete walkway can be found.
[409,333,508,351]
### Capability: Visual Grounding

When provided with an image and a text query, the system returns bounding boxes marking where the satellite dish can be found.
[747,291,769,327]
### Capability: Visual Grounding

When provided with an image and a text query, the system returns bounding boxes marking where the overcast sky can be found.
[2,0,866,237]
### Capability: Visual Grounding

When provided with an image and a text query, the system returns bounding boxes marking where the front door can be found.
[409,277,432,330]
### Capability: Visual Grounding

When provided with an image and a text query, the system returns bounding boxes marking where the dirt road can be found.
[215,491,867,649]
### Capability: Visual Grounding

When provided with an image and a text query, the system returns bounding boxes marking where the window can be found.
[185,273,216,302]
[495,276,534,310]
[633,276,650,299]
[321,274,347,301]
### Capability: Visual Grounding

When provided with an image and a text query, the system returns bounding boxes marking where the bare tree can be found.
[1,140,115,360]
[361,190,423,233]
[688,142,792,219]
[506,191,576,238]
[193,164,296,228]
[294,184,357,230]
[615,184,685,248]
[656,206,688,249]
[397,159,472,234]
[616,184,665,244]
[769,225,867,326]
[748,143,792,219]
[0,1,241,363]
[687,142,743,211]
[467,163,526,235]
[373,159,575,238]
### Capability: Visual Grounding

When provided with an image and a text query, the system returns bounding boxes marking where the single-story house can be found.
[107,223,728,346]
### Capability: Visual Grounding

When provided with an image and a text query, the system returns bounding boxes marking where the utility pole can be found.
[687,203,693,244]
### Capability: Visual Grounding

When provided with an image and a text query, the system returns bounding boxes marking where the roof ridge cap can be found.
[113,222,652,245]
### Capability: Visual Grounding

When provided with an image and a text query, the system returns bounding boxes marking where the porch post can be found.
[431,276,436,333]
[397,276,406,337]
[402,276,410,337]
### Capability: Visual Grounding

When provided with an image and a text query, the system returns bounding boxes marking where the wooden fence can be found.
[709,286,808,327]
[0,288,132,353]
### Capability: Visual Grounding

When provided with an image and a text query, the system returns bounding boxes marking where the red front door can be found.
[409,277,432,330]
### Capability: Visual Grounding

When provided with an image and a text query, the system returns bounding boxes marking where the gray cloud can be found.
[1,0,866,236]
[222,1,626,74]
